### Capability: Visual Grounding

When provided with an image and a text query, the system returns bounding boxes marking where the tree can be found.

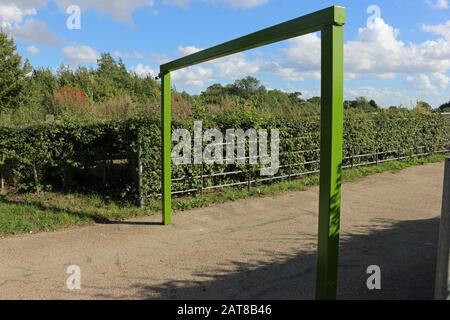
[344,97,379,112]
[353,97,370,110]
[438,101,450,113]
[200,83,226,104]
[306,96,321,105]
[231,76,266,98]
[20,67,58,111]
[415,100,432,114]
[369,99,379,109]
[0,32,23,111]
[287,91,303,104]
[56,64,75,87]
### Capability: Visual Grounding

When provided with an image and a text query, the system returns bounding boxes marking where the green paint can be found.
[161,6,346,73]
[161,71,172,225]
[159,5,346,299]
[316,23,345,300]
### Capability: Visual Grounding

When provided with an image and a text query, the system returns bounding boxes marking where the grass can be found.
[0,153,448,236]
[0,193,148,236]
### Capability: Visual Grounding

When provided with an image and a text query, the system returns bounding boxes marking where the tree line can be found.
[1,31,449,127]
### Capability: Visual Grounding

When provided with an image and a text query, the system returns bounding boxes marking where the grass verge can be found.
[0,153,447,236]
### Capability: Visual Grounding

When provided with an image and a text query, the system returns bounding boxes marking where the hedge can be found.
[0,110,448,204]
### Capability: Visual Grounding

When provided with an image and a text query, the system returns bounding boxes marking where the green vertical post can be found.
[161,71,172,225]
[159,5,346,296]
[316,22,344,300]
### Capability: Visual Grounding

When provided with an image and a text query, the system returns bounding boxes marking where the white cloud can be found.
[279,34,321,70]
[0,2,59,49]
[344,18,450,77]
[63,44,98,64]
[426,0,449,9]
[172,46,214,87]
[0,0,266,28]
[173,46,261,86]
[222,0,268,9]
[406,74,437,92]
[406,73,450,93]
[422,20,450,40]
[104,9,450,106]
[130,64,156,77]
[0,4,35,28]
[432,73,450,88]
[172,66,215,88]
[55,0,152,24]
[270,17,450,93]
[11,19,60,46]
[27,46,41,54]
[170,18,450,105]
[133,51,145,59]
[213,53,261,79]
[270,33,321,81]
[345,86,413,108]
[0,0,47,28]
[269,64,306,82]
[163,0,189,9]
[164,0,268,9]
[177,46,203,56]
[27,46,40,54]
[114,50,145,60]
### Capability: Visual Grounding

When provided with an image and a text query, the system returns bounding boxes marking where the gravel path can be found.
[0,162,445,299]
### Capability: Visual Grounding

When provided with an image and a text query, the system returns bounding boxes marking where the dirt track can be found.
[0,162,445,300]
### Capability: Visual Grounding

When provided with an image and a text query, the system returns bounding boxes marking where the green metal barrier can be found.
[159,5,346,300]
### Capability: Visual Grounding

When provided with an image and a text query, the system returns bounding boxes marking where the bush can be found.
[0,109,448,204]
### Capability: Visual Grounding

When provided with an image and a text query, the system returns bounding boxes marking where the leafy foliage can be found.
[0,32,25,112]
[0,110,448,204]
[0,32,449,206]
[438,101,450,113]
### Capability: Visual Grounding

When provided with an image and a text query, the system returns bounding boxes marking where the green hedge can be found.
[0,119,142,197]
[0,110,448,204]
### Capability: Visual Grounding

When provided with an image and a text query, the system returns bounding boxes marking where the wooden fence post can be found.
[0,173,4,194]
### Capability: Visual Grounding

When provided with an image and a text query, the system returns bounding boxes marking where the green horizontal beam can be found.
[160,5,346,73]
[160,5,346,300]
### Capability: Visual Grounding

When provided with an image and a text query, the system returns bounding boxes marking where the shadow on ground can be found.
[121,217,439,300]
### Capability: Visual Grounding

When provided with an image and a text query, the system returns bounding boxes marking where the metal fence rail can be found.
[159,142,450,197]
[149,115,450,198]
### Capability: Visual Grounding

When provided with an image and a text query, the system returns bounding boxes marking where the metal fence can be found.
[162,142,450,197]
[151,115,450,197]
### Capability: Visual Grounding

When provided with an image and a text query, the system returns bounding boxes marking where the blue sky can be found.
[2,0,450,108]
